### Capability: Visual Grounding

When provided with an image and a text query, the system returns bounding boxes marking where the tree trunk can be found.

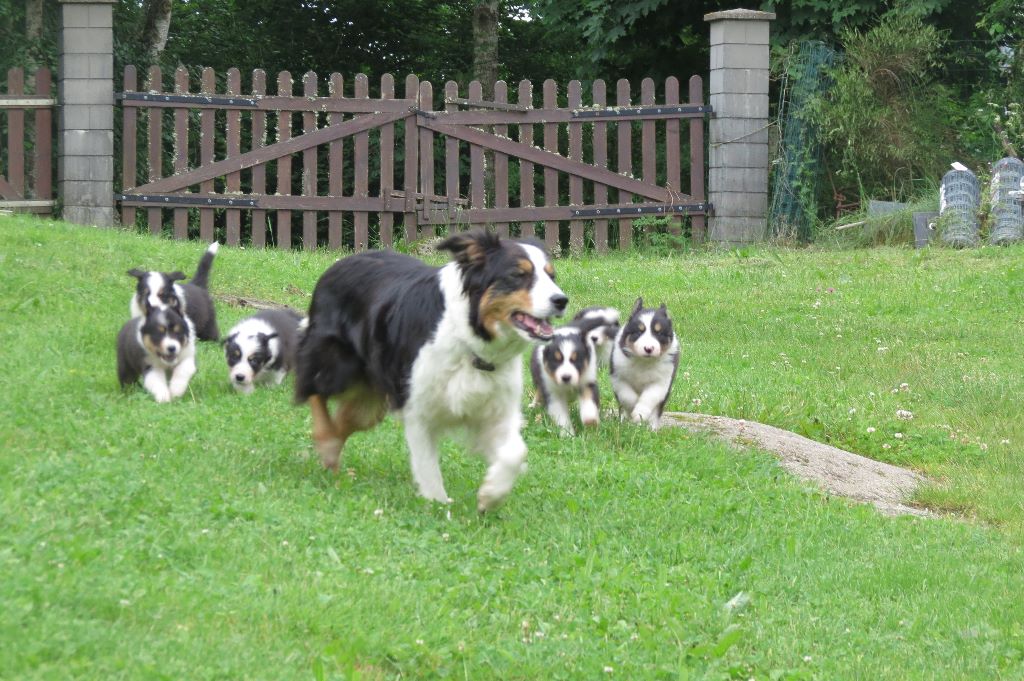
[25,0,44,40]
[472,1,499,209]
[141,0,173,61]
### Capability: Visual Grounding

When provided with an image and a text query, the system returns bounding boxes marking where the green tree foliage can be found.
[809,11,961,200]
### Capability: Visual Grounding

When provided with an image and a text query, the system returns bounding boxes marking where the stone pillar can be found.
[58,0,115,227]
[704,9,774,245]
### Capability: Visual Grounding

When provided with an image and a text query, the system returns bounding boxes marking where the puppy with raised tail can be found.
[610,298,679,430]
[223,308,304,393]
[570,306,620,366]
[117,304,196,403]
[128,242,220,341]
[295,229,567,512]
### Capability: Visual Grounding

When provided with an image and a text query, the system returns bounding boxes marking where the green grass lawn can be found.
[2,215,1023,679]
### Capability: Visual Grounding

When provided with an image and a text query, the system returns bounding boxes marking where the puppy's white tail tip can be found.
[207,241,220,254]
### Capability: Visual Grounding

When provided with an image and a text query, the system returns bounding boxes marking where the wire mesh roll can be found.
[989,157,1024,245]
[940,168,980,248]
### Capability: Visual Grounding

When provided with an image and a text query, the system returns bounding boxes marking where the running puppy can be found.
[610,298,679,430]
[128,242,220,341]
[530,322,600,436]
[116,304,196,403]
[223,308,304,393]
[571,305,620,366]
[295,229,567,512]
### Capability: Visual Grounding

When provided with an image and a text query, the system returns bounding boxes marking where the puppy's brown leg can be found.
[310,394,342,471]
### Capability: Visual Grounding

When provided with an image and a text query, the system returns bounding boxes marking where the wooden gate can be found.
[0,68,55,214]
[117,66,710,251]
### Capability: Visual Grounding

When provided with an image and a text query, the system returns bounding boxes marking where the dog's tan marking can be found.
[518,258,534,274]
[479,287,533,336]
[309,394,342,471]
[544,263,555,278]
[333,388,387,442]
[581,385,599,426]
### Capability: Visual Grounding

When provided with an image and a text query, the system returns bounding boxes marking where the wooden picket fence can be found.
[117,66,710,252]
[0,67,55,214]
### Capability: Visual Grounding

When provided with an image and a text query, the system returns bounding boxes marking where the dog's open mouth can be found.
[512,311,554,340]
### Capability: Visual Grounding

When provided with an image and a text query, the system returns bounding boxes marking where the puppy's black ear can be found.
[127,268,147,279]
[167,271,187,282]
[257,332,279,344]
[631,297,644,316]
[659,303,668,314]
[220,332,237,347]
[437,229,501,267]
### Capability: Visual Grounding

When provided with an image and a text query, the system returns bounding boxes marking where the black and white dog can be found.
[117,304,197,403]
[223,308,304,393]
[128,242,220,341]
[530,322,601,436]
[610,298,679,430]
[571,306,620,366]
[295,229,567,511]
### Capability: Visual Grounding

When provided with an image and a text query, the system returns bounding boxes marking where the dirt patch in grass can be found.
[663,412,932,517]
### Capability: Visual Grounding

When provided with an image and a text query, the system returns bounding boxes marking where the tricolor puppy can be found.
[530,321,601,436]
[223,308,304,393]
[610,297,679,430]
[571,305,620,366]
[116,304,196,403]
[295,229,567,512]
[128,242,220,341]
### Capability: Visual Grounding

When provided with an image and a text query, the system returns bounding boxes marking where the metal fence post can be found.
[58,0,116,227]
[704,8,774,245]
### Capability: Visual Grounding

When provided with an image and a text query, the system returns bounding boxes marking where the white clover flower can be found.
[603,667,614,674]
[894,433,903,439]
[866,427,876,433]
[896,410,914,420]
[848,408,857,415]
[882,443,891,449]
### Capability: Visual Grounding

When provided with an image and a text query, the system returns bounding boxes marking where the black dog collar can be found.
[471,354,496,372]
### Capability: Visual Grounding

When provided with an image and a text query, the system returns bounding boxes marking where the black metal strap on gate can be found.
[116,193,259,208]
[570,104,711,119]
[117,92,258,107]
[571,203,712,217]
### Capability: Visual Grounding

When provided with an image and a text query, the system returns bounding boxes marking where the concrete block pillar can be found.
[58,0,115,227]
[704,9,775,245]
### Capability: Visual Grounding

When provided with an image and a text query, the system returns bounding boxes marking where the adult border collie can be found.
[295,229,567,511]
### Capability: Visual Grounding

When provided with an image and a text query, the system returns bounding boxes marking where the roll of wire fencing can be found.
[988,157,1024,245]
[939,168,980,247]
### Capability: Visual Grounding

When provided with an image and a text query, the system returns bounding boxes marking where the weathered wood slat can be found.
[689,75,707,243]
[302,71,318,250]
[567,80,583,253]
[173,67,189,239]
[417,81,434,240]
[517,80,535,239]
[353,74,369,251]
[251,70,268,248]
[542,79,558,252]
[226,68,243,245]
[469,81,485,216]
[32,68,52,204]
[444,81,460,232]
[327,73,343,249]
[402,75,419,243]
[121,66,138,227]
[146,66,163,235]
[665,77,681,234]
[199,68,216,241]
[493,80,509,238]
[616,79,633,250]
[276,72,293,249]
[378,74,396,249]
[7,69,26,197]
[592,79,609,253]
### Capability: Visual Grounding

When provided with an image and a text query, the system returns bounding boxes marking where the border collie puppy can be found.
[295,229,567,512]
[128,242,220,341]
[116,304,196,403]
[571,305,620,366]
[610,297,679,430]
[530,324,600,436]
[223,308,304,393]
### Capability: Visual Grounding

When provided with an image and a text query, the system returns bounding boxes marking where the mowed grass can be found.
[2,214,1024,680]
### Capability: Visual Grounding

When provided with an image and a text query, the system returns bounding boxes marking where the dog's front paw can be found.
[149,386,172,403]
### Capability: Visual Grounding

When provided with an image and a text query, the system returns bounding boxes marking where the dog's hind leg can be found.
[310,394,343,471]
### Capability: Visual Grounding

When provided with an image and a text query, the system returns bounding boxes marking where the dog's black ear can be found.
[631,297,644,316]
[127,268,147,279]
[437,229,501,267]
[220,332,237,347]
[658,303,668,314]
[257,332,279,344]
[167,271,187,282]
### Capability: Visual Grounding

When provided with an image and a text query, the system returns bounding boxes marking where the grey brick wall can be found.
[58,0,116,227]
[704,9,775,245]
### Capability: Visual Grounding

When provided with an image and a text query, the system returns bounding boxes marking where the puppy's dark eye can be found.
[570,352,577,362]
[654,323,662,332]
[637,324,646,333]
[554,351,563,362]
[173,325,183,334]
[157,325,166,333]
